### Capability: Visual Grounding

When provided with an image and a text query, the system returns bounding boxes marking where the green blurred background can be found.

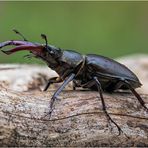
[0,1,148,64]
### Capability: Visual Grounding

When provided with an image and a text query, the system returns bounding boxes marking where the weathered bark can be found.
[0,64,148,147]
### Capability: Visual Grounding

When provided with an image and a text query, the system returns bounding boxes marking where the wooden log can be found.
[0,85,148,146]
[0,64,148,147]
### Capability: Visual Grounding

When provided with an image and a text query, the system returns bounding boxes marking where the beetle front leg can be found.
[93,77,123,135]
[45,73,75,119]
[43,77,62,91]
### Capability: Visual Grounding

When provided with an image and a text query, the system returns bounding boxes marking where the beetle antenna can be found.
[13,29,28,41]
[41,34,52,53]
[41,34,48,48]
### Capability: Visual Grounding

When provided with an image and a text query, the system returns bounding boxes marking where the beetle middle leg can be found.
[45,73,75,118]
[93,77,123,135]
[80,77,123,134]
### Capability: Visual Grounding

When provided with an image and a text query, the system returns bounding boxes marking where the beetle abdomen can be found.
[86,54,141,88]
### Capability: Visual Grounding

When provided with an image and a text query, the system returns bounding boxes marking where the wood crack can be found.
[2,110,148,122]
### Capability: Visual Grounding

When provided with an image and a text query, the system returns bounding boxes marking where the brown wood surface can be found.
[0,64,148,147]
[0,88,148,146]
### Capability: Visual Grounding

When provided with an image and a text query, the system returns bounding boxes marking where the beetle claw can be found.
[1,43,43,56]
[1,49,12,55]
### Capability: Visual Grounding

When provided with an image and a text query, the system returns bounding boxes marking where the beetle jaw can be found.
[1,45,45,57]
[1,49,12,55]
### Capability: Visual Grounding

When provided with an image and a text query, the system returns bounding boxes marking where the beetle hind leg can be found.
[93,77,123,135]
[121,79,148,112]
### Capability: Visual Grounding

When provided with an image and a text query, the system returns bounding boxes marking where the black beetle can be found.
[0,30,147,134]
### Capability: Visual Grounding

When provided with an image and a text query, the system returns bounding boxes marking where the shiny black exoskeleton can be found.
[0,30,147,134]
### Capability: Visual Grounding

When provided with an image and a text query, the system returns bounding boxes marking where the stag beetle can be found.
[0,30,147,134]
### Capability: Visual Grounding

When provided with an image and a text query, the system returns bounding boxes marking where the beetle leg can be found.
[93,77,123,135]
[121,79,148,112]
[81,79,95,88]
[72,80,76,90]
[46,73,75,118]
[72,79,94,90]
[43,77,62,91]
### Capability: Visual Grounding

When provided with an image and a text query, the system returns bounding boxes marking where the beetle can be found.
[0,30,147,135]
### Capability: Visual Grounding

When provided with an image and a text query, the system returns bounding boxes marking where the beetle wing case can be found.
[86,54,141,88]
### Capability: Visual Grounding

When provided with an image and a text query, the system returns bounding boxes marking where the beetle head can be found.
[0,33,62,64]
[41,34,62,59]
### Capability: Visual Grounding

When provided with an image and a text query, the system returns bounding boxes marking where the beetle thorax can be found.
[54,50,84,79]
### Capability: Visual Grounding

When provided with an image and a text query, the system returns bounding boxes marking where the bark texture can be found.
[0,62,148,147]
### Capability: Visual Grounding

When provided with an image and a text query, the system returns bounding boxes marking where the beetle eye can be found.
[50,50,54,54]
[44,46,55,55]
[44,46,51,53]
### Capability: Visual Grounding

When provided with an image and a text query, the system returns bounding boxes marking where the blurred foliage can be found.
[0,1,148,64]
